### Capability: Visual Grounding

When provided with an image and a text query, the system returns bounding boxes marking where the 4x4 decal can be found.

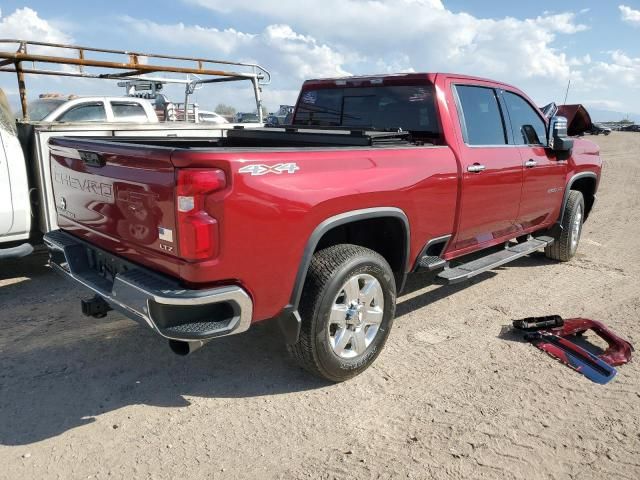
[238,163,300,176]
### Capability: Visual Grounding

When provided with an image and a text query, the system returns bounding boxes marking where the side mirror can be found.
[548,116,574,153]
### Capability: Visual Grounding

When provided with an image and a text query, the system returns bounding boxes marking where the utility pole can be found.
[563,79,571,105]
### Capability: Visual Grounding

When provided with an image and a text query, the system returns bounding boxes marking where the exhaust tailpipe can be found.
[168,339,209,356]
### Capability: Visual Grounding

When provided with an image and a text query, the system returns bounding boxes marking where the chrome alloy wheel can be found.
[327,273,385,359]
[570,203,583,252]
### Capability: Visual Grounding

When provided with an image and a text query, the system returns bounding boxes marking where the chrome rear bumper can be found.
[44,230,253,341]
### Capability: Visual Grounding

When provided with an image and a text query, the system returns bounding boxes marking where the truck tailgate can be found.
[49,138,180,273]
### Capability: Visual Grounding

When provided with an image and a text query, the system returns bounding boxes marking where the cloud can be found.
[583,99,625,111]
[62,2,603,110]
[0,7,72,48]
[120,16,350,109]
[619,5,640,26]
[0,4,638,115]
[261,24,351,79]
[0,8,76,111]
[588,51,640,88]
[123,17,254,57]
[568,54,592,67]
[121,17,349,81]
[182,1,588,94]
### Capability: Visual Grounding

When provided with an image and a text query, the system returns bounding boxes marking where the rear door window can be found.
[111,102,148,122]
[455,85,507,145]
[503,91,547,145]
[57,103,106,122]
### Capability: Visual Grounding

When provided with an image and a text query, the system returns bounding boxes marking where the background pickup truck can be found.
[28,96,159,123]
[45,72,601,381]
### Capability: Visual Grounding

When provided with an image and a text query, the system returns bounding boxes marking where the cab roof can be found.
[301,72,519,91]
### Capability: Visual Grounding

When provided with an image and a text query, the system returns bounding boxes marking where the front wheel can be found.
[545,190,585,262]
[287,244,396,382]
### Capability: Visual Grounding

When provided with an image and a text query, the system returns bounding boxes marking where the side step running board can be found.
[437,236,554,285]
[417,255,447,271]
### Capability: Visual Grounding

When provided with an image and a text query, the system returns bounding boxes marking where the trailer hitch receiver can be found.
[81,295,113,318]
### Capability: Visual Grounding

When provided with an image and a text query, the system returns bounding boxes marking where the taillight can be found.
[176,169,226,260]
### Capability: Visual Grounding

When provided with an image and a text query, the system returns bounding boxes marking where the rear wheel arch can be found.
[277,207,410,344]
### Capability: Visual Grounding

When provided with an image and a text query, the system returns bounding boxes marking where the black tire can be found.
[545,190,585,262]
[287,244,396,382]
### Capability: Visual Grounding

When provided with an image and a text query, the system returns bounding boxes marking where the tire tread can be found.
[545,190,584,262]
[286,244,394,381]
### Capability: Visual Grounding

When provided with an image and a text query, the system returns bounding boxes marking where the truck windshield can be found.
[293,84,441,135]
[28,99,66,121]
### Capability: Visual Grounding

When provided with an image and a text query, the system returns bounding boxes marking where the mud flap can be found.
[277,307,302,345]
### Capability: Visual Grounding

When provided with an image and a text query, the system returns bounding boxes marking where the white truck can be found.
[0,39,270,259]
[0,90,31,258]
[28,96,158,123]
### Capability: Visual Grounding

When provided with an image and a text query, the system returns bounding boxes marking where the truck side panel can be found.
[170,146,458,321]
[51,142,458,322]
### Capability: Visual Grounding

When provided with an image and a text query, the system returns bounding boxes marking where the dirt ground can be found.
[1,133,639,480]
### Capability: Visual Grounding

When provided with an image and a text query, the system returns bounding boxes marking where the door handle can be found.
[467,163,486,173]
[524,159,537,168]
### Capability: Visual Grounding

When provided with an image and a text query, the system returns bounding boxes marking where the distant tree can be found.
[214,103,236,116]
[261,104,269,117]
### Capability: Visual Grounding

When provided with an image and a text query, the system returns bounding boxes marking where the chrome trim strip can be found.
[44,230,253,342]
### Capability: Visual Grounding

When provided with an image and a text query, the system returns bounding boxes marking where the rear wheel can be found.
[545,190,584,262]
[287,244,396,382]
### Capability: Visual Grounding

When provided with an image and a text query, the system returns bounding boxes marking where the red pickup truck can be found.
[44,73,601,381]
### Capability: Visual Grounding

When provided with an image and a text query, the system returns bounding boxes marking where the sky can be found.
[0,0,639,119]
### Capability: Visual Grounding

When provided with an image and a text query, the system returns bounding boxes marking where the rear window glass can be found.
[293,84,440,135]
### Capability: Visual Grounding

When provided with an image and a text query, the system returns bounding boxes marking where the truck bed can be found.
[18,121,235,236]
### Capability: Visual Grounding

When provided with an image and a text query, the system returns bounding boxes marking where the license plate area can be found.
[86,247,130,286]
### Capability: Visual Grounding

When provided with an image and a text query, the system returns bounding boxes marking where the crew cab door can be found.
[450,83,523,251]
[500,90,567,229]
